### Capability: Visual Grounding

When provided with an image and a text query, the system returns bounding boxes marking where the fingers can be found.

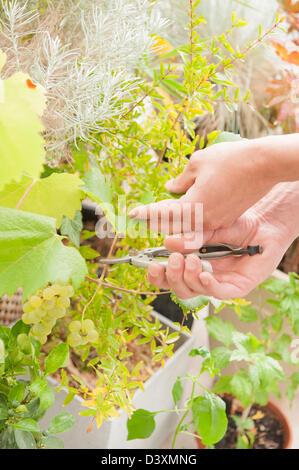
[165,154,199,194]
[147,253,248,300]
[128,200,203,235]
[147,263,169,290]
[165,253,198,299]
[197,272,244,299]
[164,231,215,253]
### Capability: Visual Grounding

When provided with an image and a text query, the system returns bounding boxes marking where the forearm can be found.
[252,181,299,244]
[249,134,299,185]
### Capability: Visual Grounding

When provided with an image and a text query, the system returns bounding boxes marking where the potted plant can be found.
[0,0,285,450]
[127,273,299,449]
[127,316,294,449]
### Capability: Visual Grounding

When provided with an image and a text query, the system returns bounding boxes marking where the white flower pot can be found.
[39,310,196,449]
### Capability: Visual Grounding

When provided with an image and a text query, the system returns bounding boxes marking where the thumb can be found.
[166,160,197,194]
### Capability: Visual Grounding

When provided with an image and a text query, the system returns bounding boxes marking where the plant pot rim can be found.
[195,396,293,450]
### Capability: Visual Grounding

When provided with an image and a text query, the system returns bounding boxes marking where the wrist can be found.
[248,134,299,185]
[252,182,299,243]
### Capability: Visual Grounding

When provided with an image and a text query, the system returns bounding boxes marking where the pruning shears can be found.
[101,244,263,272]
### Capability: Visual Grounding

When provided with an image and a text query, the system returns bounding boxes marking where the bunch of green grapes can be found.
[67,319,99,348]
[22,282,74,344]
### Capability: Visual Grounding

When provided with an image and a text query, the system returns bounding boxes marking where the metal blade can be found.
[100,256,132,265]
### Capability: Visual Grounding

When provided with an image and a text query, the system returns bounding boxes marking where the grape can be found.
[27,311,40,324]
[22,313,31,325]
[34,308,47,320]
[86,330,99,343]
[43,299,56,310]
[23,302,32,314]
[61,285,74,298]
[82,319,94,333]
[56,297,70,309]
[29,295,42,308]
[67,333,82,347]
[69,321,81,333]
[38,335,47,345]
[53,308,66,319]
[43,287,56,300]
[41,316,56,330]
[32,323,47,336]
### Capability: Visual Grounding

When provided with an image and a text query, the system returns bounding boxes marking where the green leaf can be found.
[0,173,82,228]
[39,386,55,410]
[210,347,232,369]
[42,435,64,449]
[81,167,115,227]
[238,305,258,322]
[61,211,83,248]
[172,294,210,313]
[48,412,75,434]
[13,418,40,433]
[0,65,46,191]
[14,429,36,449]
[0,207,87,300]
[230,374,253,408]
[0,405,8,420]
[24,398,40,417]
[212,376,232,395]
[8,382,26,404]
[192,393,228,445]
[11,320,30,340]
[44,343,69,376]
[127,409,156,441]
[262,278,288,295]
[205,316,236,347]
[189,346,210,358]
[270,313,283,332]
[79,245,99,260]
[211,131,243,145]
[172,378,183,406]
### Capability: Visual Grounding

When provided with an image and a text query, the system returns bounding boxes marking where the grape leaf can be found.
[81,167,116,228]
[0,173,82,228]
[0,53,46,190]
[0,207,87,300]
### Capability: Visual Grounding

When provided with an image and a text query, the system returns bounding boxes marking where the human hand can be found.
[147,207,294,300]
[128,136,295,232]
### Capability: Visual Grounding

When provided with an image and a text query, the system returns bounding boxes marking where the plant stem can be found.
[171,379,196,449]
[85,276,171,296]
[15,178,38,210]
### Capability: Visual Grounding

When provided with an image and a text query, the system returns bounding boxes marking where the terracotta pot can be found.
[195,399,292,450]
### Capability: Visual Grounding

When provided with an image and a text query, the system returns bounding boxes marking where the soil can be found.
[215,395,285,449]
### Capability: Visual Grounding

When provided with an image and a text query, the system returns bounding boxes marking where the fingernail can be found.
[186,255,197,271]
[165,180,175,191]
[169,254,182,269]
[149,265,160,277]
[200,274,209,286]
[128,209,138,218]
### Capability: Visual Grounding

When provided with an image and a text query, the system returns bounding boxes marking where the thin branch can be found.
[86,276,171,297]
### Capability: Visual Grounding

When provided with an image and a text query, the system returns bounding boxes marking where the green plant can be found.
[128,273,299,448]
[0,320,74,448]
[0,0,283,446]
